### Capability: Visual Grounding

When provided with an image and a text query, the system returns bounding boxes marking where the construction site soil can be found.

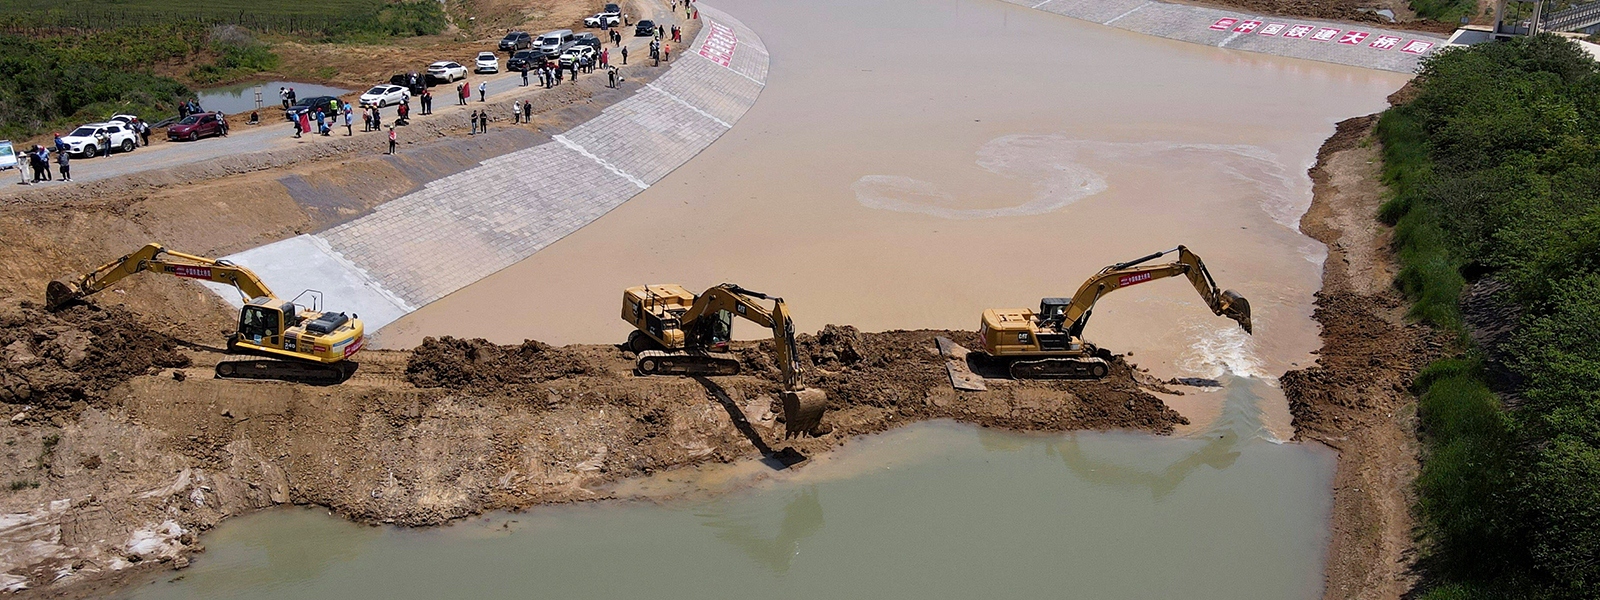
[0,287,1186,597]
[1280,109,1446,600]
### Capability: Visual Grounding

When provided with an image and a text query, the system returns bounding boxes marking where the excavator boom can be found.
[1058,245,1251,337]
[47,243,274,309]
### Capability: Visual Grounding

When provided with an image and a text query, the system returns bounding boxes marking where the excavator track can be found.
[215,359,358,386]
[635,350,741,376]
[1008,357,1109,380]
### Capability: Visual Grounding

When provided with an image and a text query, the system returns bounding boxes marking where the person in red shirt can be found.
[387,126,397,155]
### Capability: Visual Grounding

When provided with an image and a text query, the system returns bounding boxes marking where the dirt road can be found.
[2,0,688,193]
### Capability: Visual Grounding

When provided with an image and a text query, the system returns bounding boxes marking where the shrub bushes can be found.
[1378,34,1600,599]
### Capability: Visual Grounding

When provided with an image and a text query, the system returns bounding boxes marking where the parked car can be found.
[389,72,426,94]
[166,112,228,142]
[474,51,500,74]
[635,20,656,36]
[499,31,532,52]
[572,32,602,50]
[285,95,341,121]
[108,114,140,125]
[558,45,596,68]
[60,122,138,157]
[604,3,620,13]
[583,12,620,27]
[427,61,468,83]
[359,84,409,108]
[507,49,547,71]
[537,29,574,54]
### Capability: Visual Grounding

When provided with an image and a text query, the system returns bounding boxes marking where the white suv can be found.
[427,61,468,83]
[60,122,138,157]
[583,12,621,27]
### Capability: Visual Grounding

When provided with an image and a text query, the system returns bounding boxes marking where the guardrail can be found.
[1543,0,1600,32]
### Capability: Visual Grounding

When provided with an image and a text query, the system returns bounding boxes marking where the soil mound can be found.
[405,335,615,390]
[0,297,190,410]
[791,326,1186,434]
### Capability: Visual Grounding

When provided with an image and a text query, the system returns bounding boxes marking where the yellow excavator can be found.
[46,243,365,385]
[622,283,827,436]
[978,245,1252,379]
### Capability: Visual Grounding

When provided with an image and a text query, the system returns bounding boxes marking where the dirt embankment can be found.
[0,301,1184,597]
[1280,114,1446,600]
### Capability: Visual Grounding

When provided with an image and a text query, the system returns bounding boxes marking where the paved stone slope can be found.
[207,4,766,333]
[1006,0,1445,72]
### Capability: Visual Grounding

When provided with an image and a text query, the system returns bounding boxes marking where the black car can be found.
[572,32,602,50]
[635,20,655,36]
[507,49,547,71]
[285,96,341,121]
[499,31,532,52]
[389,72,426,94]
[604,3,619,13]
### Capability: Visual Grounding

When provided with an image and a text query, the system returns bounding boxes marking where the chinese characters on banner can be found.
[1202,17,1434,55]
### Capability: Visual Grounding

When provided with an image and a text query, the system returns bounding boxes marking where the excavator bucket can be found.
[45,279,82,311]
[781,388,828,438]
[1220,289,1252,334]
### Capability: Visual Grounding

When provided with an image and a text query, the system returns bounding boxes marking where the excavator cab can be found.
[237,297,303,350]
[1037,298,1071,329]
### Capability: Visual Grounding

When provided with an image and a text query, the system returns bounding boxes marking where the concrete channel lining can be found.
[205,3,767,336]
[1006,0,1446,73]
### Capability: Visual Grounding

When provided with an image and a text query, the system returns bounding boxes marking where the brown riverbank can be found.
[1280,113,1445,600]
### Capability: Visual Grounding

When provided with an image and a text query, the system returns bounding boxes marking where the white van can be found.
[537,29,574,53]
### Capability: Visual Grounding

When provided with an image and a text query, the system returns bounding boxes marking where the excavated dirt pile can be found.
[0,298,190,412]
[793,326,1188,435]
[405,335,615,390]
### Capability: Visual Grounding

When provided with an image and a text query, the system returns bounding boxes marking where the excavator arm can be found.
[681,283,826,437]
[1053,245,1252,337]
[47,243,275,309]
[680,284,805,389]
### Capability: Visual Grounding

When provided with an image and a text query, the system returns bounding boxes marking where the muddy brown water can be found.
[118,0,1409,594]
[376,0,1407,435]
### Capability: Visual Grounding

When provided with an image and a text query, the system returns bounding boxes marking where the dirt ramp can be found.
[0,297,190,412]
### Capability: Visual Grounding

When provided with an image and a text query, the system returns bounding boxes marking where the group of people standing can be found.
[23,144,69,183]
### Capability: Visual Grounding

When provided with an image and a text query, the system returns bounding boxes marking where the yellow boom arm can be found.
[1052,245,1252,337]
[680,284,806,390]
[47,243,274,309]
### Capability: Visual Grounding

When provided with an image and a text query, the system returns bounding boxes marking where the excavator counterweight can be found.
[623,283,828,437]
[979,245,1251,379]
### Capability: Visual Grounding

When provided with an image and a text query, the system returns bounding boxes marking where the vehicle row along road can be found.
[18,8,686,188]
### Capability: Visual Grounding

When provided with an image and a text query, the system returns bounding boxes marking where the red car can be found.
[167,112,228,141]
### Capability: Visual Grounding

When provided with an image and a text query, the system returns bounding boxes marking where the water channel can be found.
[121,378,1333,600]
[119,0,1411,595]
[195,81,350,116]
